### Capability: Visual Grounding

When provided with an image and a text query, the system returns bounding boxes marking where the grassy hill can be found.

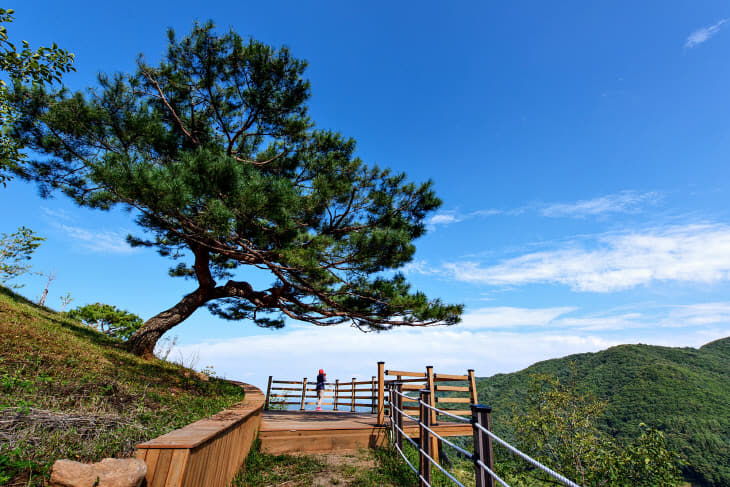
[475,338,730,487]
[0,286,246,486]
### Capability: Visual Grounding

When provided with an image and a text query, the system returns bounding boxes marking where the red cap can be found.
[319,369,324,374]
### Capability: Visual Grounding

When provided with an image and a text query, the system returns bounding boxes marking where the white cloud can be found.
[429,213,462,226]
[540,191,660,218]
[686,19,728,48]
[173,323,621,392]
[171,304,730,392]
[459,306,576,329]
[59,224,136,254]
[429,190,658,228]
[400,259,440,276]
[664,302,730,327]
[444,223,730,292]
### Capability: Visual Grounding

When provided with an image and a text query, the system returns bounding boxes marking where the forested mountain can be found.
[475,338,730,487]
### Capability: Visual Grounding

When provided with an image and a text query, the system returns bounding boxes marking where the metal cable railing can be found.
[386,382,584,487]
[472,421,583,487]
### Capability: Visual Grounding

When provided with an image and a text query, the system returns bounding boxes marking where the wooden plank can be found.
[402,383,427,391]
[272,380,303,384]
[468,369,479,404]
[436,409,473,416]
[377,362,385,424]
[166,449,188,487]
[135,449,148,461]
[434,373,469,381]
[271,387,303,391]
[300,378,308,410]
[152,449,174,487]
[265,376,273,411]
[385,370,425,378]
[436,397,472,403]
[435,385,469,392]
[427,365,438,466]
[144,449,161,485]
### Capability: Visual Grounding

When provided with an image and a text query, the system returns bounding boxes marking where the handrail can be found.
[386,382,584,487]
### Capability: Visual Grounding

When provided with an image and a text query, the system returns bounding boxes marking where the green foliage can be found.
[231,439,326,486]
[0,8,75,183]
[0,226,44,288]
[0,285,245,486]
[65,302,143,340]
[500,372,681,487]
[9,20,460,353]
[476,340,730,487]
[232,442,425,487]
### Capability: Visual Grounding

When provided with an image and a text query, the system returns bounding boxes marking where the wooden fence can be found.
[265,362,479,427]
[265,375,380,412]
[135,382,264,487]
[380,365,479,463]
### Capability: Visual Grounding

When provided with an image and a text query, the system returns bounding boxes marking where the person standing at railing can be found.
[316,369,326,411]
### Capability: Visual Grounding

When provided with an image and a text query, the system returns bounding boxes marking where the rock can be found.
[49,458,147,487]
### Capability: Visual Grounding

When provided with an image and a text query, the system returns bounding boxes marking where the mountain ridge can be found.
[475,337,730,487]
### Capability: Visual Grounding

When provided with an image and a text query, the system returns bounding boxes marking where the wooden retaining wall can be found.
[135,382,264,487]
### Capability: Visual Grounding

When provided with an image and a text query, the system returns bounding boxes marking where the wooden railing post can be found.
[468,369,478,404]
[334,379,339,411]
[471,404,495,487]
[377,361,385,424]
[426,365,438,465]
[351,377,356,412]
[419,389,432,487]
[371,376,377,414]
[300,378,308,411]
[265,376,273,411]
[395,382,403,450]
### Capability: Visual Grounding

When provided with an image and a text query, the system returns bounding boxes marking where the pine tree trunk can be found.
[127,287,210,359]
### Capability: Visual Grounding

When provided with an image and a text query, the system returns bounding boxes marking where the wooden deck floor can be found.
[259,410,472,454]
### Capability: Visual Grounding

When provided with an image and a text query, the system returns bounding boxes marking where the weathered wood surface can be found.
[135,382,264,487]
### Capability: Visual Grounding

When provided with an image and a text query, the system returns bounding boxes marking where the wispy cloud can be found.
[686,19,728,48]
[41,206,72,221]
[444,223,730,292]
[59,224,136,254]
[540,191,660,218]
[428,191,658,229]
[459,306,577,329]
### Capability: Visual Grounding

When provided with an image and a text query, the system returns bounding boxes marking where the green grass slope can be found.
[475,338,730,487]
[0,286,246,486]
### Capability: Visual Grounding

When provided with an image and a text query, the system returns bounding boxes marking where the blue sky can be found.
[3,1,730,390]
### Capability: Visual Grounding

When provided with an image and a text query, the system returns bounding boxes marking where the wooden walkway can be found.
[259,410,472,454]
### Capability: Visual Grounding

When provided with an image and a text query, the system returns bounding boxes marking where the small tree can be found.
[37,269,54,306]
[59,291,73,310]
[0,8,75,183]
[66,303,143,340]
[11,21,462,357]
[0,226,44,288]
[504,372,682,487]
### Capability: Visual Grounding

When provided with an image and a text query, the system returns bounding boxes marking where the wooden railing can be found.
[135,382,264,487]
[265,362,479,427]
[265,376,380,412]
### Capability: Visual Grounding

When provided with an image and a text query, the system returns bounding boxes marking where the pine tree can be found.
[10,22,462,357]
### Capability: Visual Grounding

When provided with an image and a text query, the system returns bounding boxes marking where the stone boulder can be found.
[48,458,147,487]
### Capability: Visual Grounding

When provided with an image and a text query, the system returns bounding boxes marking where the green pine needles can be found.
[9,21,462,357]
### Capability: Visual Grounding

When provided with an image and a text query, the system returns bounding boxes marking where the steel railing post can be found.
[419,389,432,487]
[471,404,495,487]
